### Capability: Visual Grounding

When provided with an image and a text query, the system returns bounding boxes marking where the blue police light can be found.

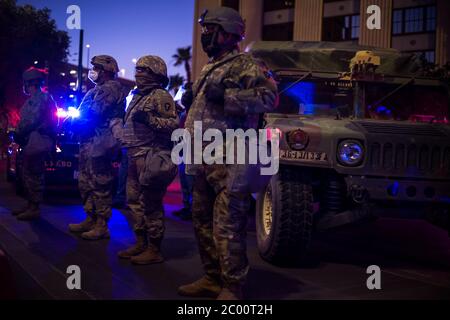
[376,105,392,115]
[67,107,80,118]
[56,107,80,119]
[338,140,364,166]
[284,82,315,115]
[56,108,67,118]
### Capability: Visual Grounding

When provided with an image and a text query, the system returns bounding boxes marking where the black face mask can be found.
[135,74,162,93]
[201,31,222,58]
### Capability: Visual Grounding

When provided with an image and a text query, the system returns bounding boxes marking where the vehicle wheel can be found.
[256,167,314,265]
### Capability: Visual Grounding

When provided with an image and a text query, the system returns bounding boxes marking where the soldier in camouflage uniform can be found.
[68,55,125,240]
[11,67,57,220]
[177,7,278,300]
[117,55,179,265]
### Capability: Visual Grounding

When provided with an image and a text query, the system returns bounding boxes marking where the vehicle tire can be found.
[256,166,314,265]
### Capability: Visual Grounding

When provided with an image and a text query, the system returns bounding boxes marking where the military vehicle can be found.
[248,41,450,265]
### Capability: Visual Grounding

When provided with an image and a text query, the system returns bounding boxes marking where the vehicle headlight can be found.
[337,140,364,166]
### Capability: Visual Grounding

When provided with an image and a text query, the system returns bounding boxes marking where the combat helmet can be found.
[22,67,47,82]
[199,6,245,40]
[136,55,169,86]
[91,55,119,73]
[136,56,168,78]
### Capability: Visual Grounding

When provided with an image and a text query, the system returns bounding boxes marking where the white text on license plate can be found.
[280,150,328,162]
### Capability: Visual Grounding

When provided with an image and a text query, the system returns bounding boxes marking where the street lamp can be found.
[86,44,91,68]
[132,58,137,64]
[120,68,126,77]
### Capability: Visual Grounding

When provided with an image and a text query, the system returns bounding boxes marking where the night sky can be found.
[17,0,195,80]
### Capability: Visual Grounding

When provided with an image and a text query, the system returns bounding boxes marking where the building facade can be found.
[192,0,450,80]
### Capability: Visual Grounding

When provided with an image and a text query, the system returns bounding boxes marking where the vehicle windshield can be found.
[365,83,449,124]
[277,78,450,124]
[277,79,353,117]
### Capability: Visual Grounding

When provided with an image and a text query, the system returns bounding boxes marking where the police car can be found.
[6,106,121,194]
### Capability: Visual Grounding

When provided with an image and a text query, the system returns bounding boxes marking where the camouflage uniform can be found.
[16,89,57,204]
[185,50,278,287]
[77,79,125,221]
[118,55,179,264]
[69,55,125,238]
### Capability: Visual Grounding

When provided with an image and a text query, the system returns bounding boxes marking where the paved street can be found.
[0,161,449,300]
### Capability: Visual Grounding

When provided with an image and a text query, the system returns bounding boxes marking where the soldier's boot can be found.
[11,202,32,216]
[216,284,244,300]
[16,202,40,221]
[117,231,148,259]
[81,216,110,240]
[177,275,222,298]
[130,237,164,265]
[68,216,96,233]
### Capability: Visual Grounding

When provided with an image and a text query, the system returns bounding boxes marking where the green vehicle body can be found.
[248,41,450,264]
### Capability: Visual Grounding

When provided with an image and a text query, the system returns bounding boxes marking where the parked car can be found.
[6,107,121,194]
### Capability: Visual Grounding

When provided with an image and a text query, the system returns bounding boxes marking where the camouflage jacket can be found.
[184,49,278,172]
[76,79,125,142]
[122,88,179,156]
[16,90,57,139]
[185,49,277,133]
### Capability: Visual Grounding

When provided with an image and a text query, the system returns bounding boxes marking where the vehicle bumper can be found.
[345,175,450,203]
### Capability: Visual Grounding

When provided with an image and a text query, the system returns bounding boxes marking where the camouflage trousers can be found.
[78,142,114,219]
[126,154,166,240]
[192,164,251,286]
[21,150,47,204]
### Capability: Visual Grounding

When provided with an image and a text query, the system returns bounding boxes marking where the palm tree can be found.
[172,46,192,84]
[168,74,185,95]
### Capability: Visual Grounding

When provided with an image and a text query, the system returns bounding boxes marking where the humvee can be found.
[249,41,450,265]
